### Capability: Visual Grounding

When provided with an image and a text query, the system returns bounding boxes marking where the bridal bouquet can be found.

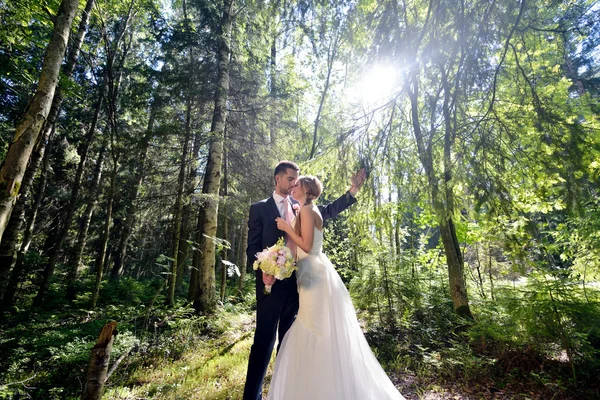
[253,237,297,294]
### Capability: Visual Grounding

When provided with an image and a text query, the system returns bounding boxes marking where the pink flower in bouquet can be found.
[277,255,286,265]
[256,250,269,262]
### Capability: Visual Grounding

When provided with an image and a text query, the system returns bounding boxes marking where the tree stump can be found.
[81,321,117,400]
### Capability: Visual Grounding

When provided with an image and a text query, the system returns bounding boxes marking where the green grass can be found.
[103,311,272,400]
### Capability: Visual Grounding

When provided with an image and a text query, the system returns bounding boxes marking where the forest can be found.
[0,0,599,398]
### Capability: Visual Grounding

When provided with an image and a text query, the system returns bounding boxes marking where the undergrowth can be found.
[1,273,599,399]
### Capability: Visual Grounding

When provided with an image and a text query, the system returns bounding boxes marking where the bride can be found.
[271,175,405,400]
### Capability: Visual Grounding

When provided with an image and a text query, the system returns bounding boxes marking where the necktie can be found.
[282,198,297,256]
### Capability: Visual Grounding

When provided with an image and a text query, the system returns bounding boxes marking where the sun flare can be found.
[349,65,398,107]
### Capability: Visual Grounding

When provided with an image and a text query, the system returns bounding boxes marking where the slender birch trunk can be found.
[408,72,473,319]
[175,2,199,294]
[193,0,234,313]
[188,206,204,302]
[0,128,53,296]
[166,97,193,306]
[0,0,96,278]
[0,0,94,290]
[0,0,80,241]
[176,121,203,293]
[268,36,278,144]
[220,210,228,302]
[219,145,229,302]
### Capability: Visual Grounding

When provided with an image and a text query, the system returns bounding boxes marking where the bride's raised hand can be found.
[275,217,291,233]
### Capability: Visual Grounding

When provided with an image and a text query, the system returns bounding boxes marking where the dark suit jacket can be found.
[247,192,357,299]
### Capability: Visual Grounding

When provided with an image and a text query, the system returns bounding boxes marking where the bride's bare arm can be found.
[276,206,315,253]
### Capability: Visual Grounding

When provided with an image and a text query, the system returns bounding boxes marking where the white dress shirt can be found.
[272,191,288,218]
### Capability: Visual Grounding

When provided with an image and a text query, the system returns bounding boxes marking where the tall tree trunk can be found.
[174,3,197,295]
[0,122,55,264]
[166,97,193,306]
[135,234,147,279]
[66,142,106,300]
[0,0,80,241]
[110,105,156,280]
[176,111,204,293]
[229,227,238,284]
[220,210,228,302]
[0,0,96,271]
[473,243,486,299]
[488,243,495,301]
[91,155,119,308]
[193,0,234,313]
[188,206,204,302]
[23,133,56,258]
[268,36,278,144]
[35,94,103,305]
[0,125,57,308]
[439,63,472,319]
[102,245,113,276]
[408,73,473,319]
[0,145,40,292]
[25,208,64,306]
[0,139,45,295]
[1,254,27,312]
[0,127,53,296]
[219,145,229,302]
[89,2,133,303]
[394,203,401,261]
[237,211,248,294]
[1,0,94,301]
[175,215,191,292]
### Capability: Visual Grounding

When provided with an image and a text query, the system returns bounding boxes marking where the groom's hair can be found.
[274,160,300,178]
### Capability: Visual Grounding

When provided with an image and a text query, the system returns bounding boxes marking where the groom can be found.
[242,160,366,400]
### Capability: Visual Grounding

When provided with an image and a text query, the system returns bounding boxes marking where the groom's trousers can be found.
[242,286,299,400]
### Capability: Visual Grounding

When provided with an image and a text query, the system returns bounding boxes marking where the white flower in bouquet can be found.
[253,237,297,294]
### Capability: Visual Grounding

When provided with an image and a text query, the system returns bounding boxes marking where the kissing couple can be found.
[243,160,404,400]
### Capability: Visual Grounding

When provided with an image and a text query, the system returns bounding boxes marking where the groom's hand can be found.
[262,272,276,286]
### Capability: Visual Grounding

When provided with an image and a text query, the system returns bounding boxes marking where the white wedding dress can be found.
[267,226,405,400]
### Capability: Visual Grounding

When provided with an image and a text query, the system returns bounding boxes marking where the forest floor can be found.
[101,309,563,400]
[2,280,593,400]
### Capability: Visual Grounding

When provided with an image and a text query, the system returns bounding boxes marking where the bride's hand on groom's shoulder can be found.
[275,217,290,232]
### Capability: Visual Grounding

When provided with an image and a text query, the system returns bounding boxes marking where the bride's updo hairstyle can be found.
[297,175,323,204]
[294,176,323,237]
